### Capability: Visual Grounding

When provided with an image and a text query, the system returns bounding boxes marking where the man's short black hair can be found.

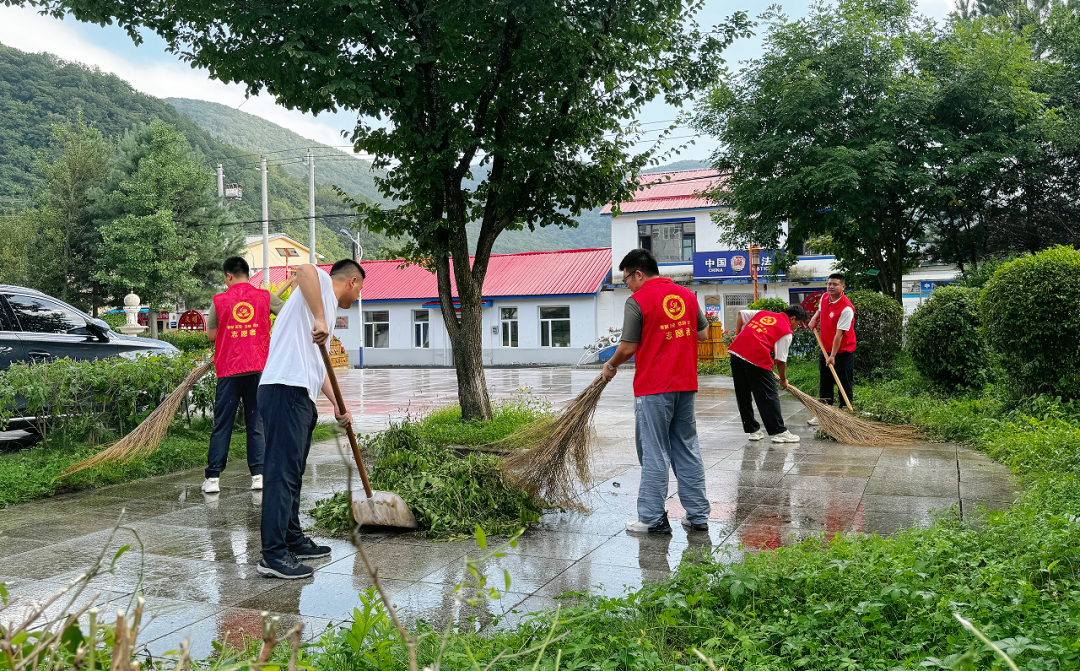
[784,305,808,323]
[828,272,846,283]
[222,256,249,277]
[330,258,366,279]
[618,249,660,279]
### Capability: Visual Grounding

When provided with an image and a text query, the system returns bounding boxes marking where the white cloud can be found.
[0,6,366,155]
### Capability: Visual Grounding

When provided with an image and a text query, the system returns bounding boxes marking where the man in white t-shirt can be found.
[257,260,363,580]
[807,273,857,425]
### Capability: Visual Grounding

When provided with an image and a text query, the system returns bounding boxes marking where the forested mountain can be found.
[164,98,384,205]
[0,44,391,261]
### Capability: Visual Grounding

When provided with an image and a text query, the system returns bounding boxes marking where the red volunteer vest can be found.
[728,311,794,370]
[631,277,700,397]
[212,282,272,377]
[820,293,857,354]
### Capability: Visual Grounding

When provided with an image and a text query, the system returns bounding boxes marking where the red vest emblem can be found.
[213,283,272,377]
[631,278,699,397]
[728,310,793,370]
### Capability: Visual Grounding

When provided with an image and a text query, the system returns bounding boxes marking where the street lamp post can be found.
[339,228,363,262]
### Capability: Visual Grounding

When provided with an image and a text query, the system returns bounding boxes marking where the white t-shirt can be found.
[817,296,854,330]
[260,266,338,403]
[731,309,793,363]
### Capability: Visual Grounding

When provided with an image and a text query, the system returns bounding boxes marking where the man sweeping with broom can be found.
[257,260,363,580]
[601,249,711,535]
[806,273,856,424]
[201,256,290,495]
[727,305,807,443]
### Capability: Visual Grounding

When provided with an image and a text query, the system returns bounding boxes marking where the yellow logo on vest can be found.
[662,295,686,321]
[758,315,777,326]
[232,302,255,324]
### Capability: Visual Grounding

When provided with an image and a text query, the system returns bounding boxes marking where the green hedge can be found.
[748,297,787,312]
[0,354,214,442]
[848,289,903,378]
[981,246,1080,400]
[158,330,213,353]
[906,285,986,389]
[100,312,126,329]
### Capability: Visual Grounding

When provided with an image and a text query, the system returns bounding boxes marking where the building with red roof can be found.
[250,248,615,366]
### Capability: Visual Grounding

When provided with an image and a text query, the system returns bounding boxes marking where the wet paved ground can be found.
[0,368,1018,656]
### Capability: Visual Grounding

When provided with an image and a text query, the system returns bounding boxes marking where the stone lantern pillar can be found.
[118,292,147,336]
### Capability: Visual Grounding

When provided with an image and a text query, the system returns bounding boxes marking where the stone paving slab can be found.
[0,367,1018,654]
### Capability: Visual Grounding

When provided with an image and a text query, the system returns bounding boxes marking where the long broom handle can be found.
[812,328,854,411]
[318,343,374,499]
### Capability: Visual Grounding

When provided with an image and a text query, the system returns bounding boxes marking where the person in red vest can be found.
[727,305,808,443]
[601,249,711,535]
[806,273,856,425]
[202,256,288,494]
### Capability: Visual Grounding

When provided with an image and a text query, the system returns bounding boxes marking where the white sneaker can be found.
[251,474,264,490]
[626,520,652,533]
[747,430,765,441]
[771,430,801,443]
[201,477,220,494]
[807,417,820,426]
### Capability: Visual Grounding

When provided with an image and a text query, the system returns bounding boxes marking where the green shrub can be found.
[848,289,903,378]
[748,296,787,312]
[697,358,731,375]
[981,246,1080,400]
[100,312,127,329]
[0,354,212,442]
[158,330,213,353]
[906,285,986,389]
[957,255,1016,289]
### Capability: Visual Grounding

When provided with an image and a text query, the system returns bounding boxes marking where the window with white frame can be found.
[500,307,518,347]
[363,310,389,348]
[413,310,430,348]
[539,306,570,348]
[638,220,696,263]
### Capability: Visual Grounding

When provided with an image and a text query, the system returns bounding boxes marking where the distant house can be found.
[250,248,613,366]
[242,234,324,271]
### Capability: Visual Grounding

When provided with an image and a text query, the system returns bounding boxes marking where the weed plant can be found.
[311,398,550,539]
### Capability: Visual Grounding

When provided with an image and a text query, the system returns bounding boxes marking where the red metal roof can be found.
[249,248,613,301]
[600,169,726,215]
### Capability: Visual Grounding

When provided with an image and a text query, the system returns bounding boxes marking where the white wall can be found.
[353,296,602,366]
[609,207,733,281]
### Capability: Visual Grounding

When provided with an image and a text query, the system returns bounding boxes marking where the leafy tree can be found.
[28,119,110,311]
[33,0,752,418]
[93,120,235,336]
[695,0,1050,301]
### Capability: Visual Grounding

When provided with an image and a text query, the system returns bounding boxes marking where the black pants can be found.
[730,355,787,435]
[259,384,318,563]
[206,372,265,478]
[818,351,855,406]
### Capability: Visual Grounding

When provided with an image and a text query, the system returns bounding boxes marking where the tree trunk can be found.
[149,303,159,339]
[450,301,492,421]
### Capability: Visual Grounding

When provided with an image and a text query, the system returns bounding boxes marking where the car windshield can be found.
[4,294,88,335]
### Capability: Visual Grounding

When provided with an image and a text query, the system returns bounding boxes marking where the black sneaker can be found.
[257,555,314,580]
[288,537,332,560]
[681,518,710,533]
[649,512,673,535]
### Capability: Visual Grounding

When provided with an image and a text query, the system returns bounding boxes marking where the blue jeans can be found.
[259,384,318,563]
[206,372,264,478]
[634,391,710,527]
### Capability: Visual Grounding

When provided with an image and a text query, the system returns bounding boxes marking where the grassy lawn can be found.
[0,421,338,508]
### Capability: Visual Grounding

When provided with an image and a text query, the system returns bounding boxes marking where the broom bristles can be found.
[498,375,608,510]
[781,378,920,446]
[60,360,215,477]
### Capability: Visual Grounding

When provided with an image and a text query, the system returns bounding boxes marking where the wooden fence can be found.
[697,322,729,362]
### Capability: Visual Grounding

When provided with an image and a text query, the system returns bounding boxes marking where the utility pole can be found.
[217,163,224,200]
[261,156,269,287]
[308,149,316,265]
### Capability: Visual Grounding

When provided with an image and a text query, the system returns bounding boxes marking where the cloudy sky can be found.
[0,0,955,162]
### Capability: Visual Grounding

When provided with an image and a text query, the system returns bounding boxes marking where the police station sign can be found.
[693,250,784,280]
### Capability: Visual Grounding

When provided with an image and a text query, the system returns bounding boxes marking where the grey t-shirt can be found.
[620,297,708,343]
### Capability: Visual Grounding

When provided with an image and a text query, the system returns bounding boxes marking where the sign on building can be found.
[693,250,784,281]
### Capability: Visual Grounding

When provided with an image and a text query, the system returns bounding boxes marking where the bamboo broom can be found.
[497,374,608,510]
[775,373,920,446]
[61,276,296,477]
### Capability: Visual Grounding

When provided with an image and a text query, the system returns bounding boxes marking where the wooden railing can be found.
[697,322,729,362]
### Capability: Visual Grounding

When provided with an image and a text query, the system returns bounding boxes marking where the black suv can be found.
[0,285,180,370]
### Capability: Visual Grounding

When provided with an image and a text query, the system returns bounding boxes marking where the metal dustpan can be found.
[319,345,418,529]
